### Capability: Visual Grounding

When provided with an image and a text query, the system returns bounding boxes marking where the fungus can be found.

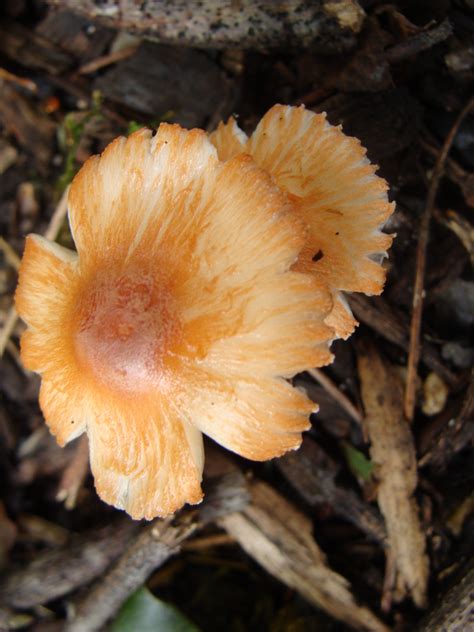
[210,105,395,339]
[15,124,334,520]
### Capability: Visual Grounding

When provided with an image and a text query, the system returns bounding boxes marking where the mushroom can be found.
[210,105,395,339]
[15,124,334,520]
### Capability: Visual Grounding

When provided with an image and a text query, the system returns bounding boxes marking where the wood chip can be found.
[356,338,429,608]
[220,480,389,632]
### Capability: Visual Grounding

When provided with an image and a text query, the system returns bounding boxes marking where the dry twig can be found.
[0,185,70,358]
[404,96,474,421]
[356,338,429,608]
[0,519,139,608]
[78,43,139,75]
[307,367,363,425]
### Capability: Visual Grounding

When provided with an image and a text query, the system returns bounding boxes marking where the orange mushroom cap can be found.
[210,105,395,339]
[15,124,334,520]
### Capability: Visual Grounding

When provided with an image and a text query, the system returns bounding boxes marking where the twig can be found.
[0,236,21,270]
[404,96,474,421]
[78,44,139,75]
[0,308,18,358]
[0,185,70,358]
[385,19,452,63]
[183,533,235,551]
[44,185,70,240]
[307,367,363,425]
[0,67,37,93]
[56,435,90,509]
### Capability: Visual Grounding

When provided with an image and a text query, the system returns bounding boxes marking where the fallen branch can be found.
[0,518,139,608]
[66,471,249,632]
[219,480,389,632]
[48,0,365,51]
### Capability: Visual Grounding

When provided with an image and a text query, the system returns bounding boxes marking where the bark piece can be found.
[356,338,429,607]
[48,0,365,52]
[220,480,389,632]
[94,41,232,128]
[0,519,139,608]
[36,9,114,62]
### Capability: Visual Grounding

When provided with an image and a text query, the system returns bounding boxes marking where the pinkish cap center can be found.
[74,272,177,392]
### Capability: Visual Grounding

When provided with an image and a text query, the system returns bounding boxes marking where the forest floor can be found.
[0,1,472,631]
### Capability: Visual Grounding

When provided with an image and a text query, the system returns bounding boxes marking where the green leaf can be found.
[341,441,374,482]
[110,587,200,632]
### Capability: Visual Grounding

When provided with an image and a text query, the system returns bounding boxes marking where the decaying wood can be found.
[356,338,429,608]
[418,559,474,632]
[277,437,387,546]
[0,519,139,608]
[66,472,249,632]
[48,0,365,51]
[349,294,458,387]
[219,480,389,632]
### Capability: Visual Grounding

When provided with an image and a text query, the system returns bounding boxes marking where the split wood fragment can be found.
[356,338,429,608]
[219,480,389,632]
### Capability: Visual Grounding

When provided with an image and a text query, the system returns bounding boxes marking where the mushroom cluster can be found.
[15,105,393,520]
